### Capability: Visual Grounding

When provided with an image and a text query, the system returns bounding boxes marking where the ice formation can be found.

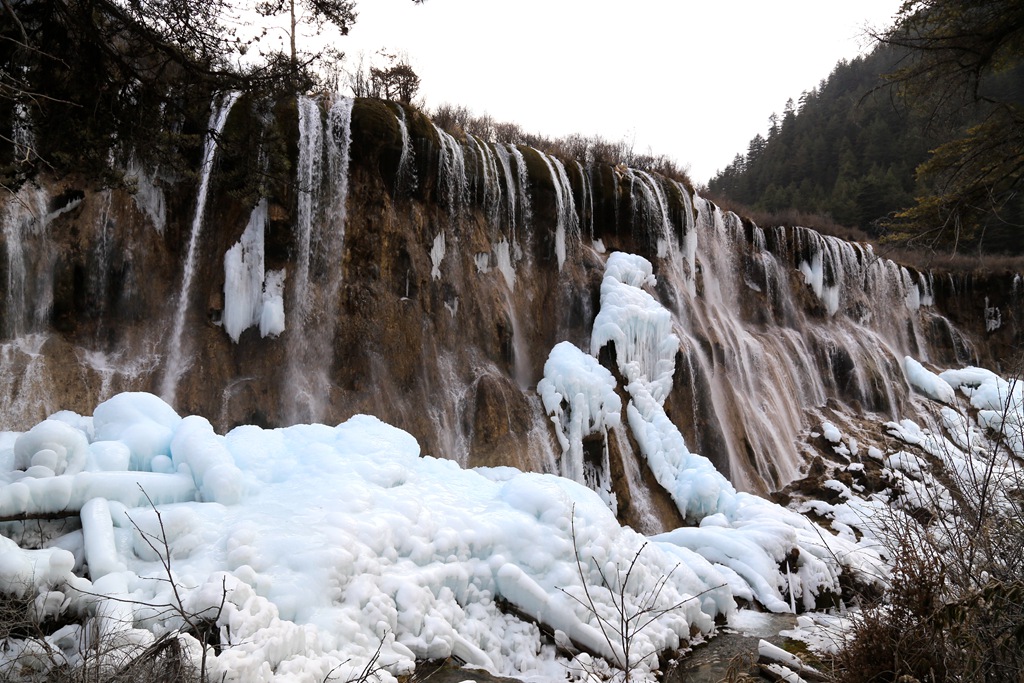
[1,255,1020,681]
[538,341,621,495]
[2,394,730,682]
[903,356,956,404]
[223,200,285,342]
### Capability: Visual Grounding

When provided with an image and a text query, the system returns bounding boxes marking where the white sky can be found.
[300,0,904,184]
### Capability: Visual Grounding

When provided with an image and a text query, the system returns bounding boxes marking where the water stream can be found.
[284,96,355,424]
[160,91,240,406]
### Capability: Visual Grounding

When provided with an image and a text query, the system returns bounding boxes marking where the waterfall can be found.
[284,96,355,424]
[89,190,113,322]
[633,170,673,257]
[626,169,668,247]
[0,335,52,428]
[432,123,469,213]
[575,161,595,240]
[2,185,49,338]
[467,135,502,231]
[1,93,1018,514]
[641,191,959,490]
[493,144,520,242]
[160,91,240,407]
[293,95,324,316]
[509,144,532,241]
[537,151,579,270]
[392,104,416,195]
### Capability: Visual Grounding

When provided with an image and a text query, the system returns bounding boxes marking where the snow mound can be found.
[1,394,726,682]
[904,356,956,404]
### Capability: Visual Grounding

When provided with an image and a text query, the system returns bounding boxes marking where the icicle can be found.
[223,200,268,342]
[12,101,34,164]
[537,341,621,503]
[126,157,167,234]
[984,297,1002,332]
[430,232,446,280]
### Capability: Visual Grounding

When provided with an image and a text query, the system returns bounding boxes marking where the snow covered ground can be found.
[1,253,1020,682]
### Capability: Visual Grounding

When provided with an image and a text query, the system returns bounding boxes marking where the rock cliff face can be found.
[1,95,1021,532]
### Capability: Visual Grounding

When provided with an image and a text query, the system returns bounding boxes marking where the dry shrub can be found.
[837,370,1024,683]
[837,527,950,683]
[0,582,204,683]
[429,104,693,186]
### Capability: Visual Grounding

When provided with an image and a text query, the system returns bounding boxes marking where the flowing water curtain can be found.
[160,91,241,407]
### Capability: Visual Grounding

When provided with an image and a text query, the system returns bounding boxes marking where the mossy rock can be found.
[349,98,405,184]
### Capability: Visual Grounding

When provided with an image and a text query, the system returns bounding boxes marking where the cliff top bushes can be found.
[430,102,693,188]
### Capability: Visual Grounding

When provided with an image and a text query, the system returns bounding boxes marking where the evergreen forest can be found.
[709,41,1024,255]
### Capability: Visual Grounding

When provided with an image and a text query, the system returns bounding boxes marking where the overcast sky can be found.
[301,0,904,184]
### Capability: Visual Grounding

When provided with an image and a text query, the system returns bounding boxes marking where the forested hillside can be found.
[709,44,1024,254]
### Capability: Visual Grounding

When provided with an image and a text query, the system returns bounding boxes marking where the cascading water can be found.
[432,123,470,213]
[635,170,673,257]
[0,335,52,428]
[625,169,673,257]
[2,184,49,338]
[509,144,533,242]
[391,103,416,195]
[638,192,965,491]
[574,161,596,240]
[537,151,580,270]
[89,190,114,323]
[467,135,503,231]
[493,144,522,242]
[284,96,355,424]
[293,95,324,314]
[159,91,240,406]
